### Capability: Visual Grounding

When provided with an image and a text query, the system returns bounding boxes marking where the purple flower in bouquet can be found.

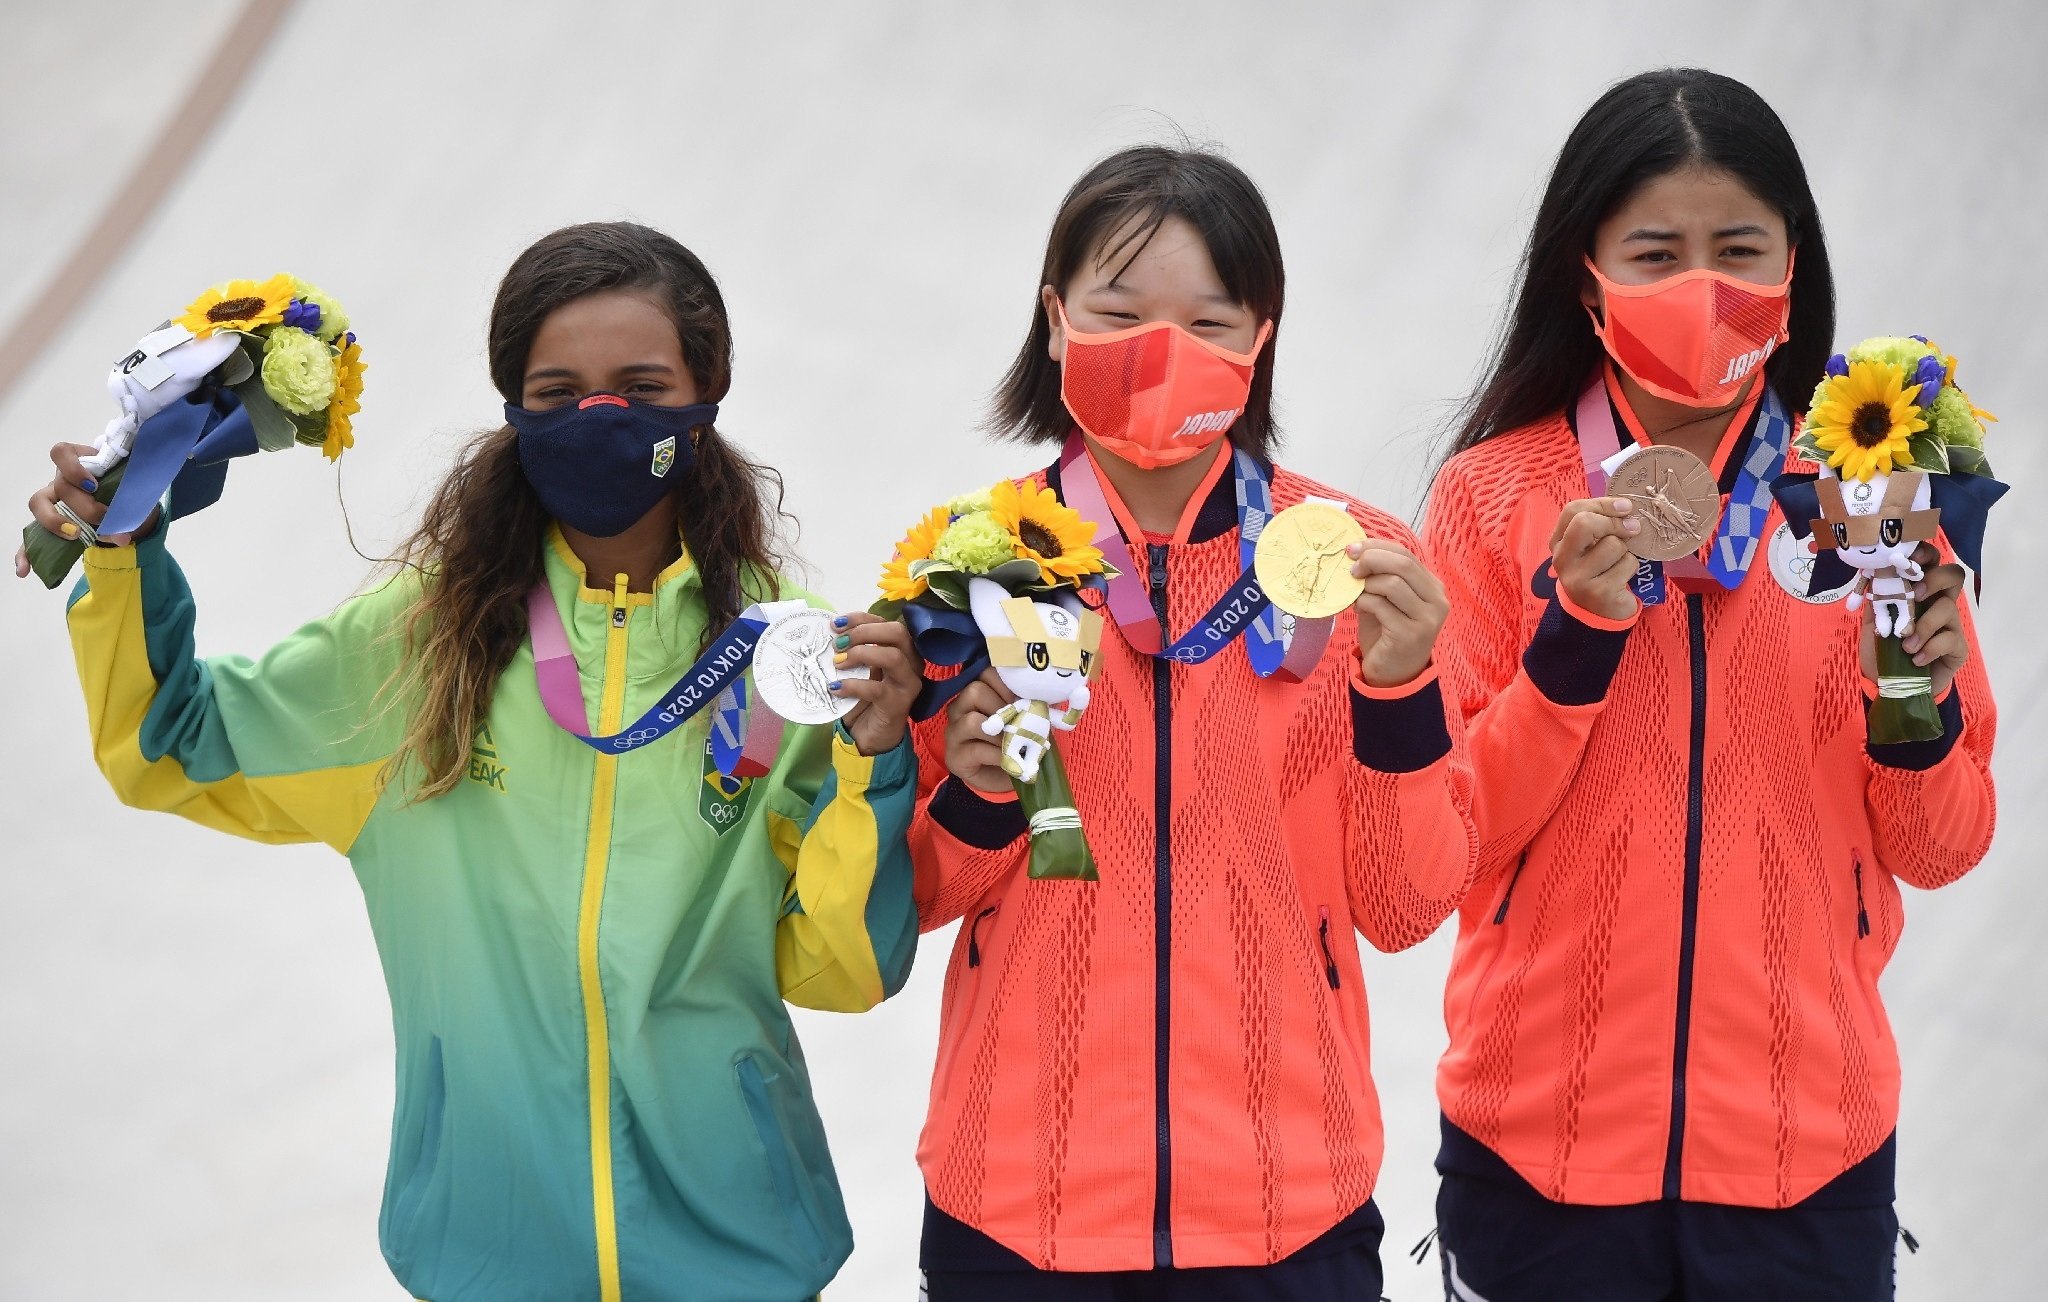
[1911,354,1945,407]
[280,298,324,333]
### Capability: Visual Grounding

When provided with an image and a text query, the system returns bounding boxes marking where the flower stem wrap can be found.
[1870,614,1943,743]
[1016,740,1097,881]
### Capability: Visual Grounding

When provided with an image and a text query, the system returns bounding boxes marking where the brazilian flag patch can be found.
[698,736,753,834]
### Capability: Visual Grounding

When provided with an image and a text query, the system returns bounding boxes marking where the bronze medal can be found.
[1607,445,1720,562]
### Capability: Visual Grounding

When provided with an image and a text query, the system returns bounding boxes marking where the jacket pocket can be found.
[1847,849,1894,1050]
[1317,906,1341,989]
[967,903,999,968]
[1462,853,1530,1033]
[385,1035,446,1253]
[1492,851,1530,926]
[735,1052,830,1269]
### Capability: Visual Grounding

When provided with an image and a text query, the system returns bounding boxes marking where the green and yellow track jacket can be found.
[63,526,916,1302]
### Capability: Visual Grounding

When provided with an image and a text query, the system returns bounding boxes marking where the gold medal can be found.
[1253,502,1366,619]
[1607,445,1721,562]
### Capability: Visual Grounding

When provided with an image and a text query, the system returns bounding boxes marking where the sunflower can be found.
[990,478,1103,585]
[174,273,295,338]
[879,504,949,601]
[1807,359,1927,481]
[322,338,365,461]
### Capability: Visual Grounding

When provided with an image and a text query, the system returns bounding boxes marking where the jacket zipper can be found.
[967,904,999,967]
[1148,541,1175,1269]
[1662,593,1708,1201]
[1852,850,1871,938]
[1317,907,1341,989]
[1493,851,1530,925]
[578,575,631,1302]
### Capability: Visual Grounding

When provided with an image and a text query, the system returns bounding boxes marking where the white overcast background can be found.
[1,2,2043,1298]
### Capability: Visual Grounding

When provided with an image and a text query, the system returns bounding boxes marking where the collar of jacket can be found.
[544,523,701,608]
[1044,447,1250,545]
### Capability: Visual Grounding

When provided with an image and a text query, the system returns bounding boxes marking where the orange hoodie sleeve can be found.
[908,709,1028,931]
[1342,659,1481,952]
[1861,593,1998,890]
[1422,455,1639,887]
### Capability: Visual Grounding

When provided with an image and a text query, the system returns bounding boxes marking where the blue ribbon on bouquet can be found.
[99,386,261,535]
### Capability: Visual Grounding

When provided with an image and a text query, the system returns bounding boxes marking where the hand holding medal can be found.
[1547,496,1644,622]
[749,609,922,757]
[1253,499,1449,689]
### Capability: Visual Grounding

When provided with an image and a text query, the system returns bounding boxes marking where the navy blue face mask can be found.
[506,393,719,538]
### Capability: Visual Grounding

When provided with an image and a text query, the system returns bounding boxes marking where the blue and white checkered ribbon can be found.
[1708,390,1793,585]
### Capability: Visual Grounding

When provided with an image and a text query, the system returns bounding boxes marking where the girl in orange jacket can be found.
[909,145,1481,1300]
[1421,69,1995,1301]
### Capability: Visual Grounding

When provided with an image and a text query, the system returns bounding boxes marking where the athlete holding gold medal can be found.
[910,146,1478,1301]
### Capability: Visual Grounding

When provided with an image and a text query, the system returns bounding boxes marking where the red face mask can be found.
[1585,252,1795,407]
[1057,301,1272,468]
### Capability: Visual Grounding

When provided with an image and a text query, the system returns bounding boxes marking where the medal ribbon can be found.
[1057,433,1333,676]
[527,583,806,762]
[1574,372,1792,605]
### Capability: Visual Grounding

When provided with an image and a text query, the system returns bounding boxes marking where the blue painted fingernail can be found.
[828,680,843,692]
[81,477,97,493]
[833,615,848,628]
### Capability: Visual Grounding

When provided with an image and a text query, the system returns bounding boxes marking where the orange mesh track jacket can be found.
[1425,408,1996,1211]
[908,459,1480,1271]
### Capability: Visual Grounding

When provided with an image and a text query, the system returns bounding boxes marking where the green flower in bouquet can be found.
[932,512,1017,572]
[260,326,338,415]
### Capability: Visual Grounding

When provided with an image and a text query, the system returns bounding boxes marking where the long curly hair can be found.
[381,222,788,799]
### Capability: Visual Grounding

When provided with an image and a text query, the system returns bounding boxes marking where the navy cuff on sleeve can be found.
[1521,594,1632,706]
[1351,677,1453,774]
[1866,688,1965,771]
[928,776,1027,849]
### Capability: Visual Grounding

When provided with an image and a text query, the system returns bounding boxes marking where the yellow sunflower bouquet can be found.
[23,274,363,588]
[1783,335,2005,742]
[1797,336,1994,483]
[876,479,1117,880]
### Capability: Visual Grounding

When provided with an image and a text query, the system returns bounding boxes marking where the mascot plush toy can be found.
[968,577,1101,783]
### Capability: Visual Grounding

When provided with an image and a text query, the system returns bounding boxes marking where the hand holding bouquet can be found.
[22,274,363,588]
[876,481,1113,880]
[1776,335,2006,742]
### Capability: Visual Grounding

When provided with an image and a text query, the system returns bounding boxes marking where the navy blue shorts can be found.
[920,1194,1385,1301]
[1434,1118,1899,1301]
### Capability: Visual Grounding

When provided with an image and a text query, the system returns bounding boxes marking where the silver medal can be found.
[751,608,868,725]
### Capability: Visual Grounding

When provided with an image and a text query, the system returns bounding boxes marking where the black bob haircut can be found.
[991,145,1286,458]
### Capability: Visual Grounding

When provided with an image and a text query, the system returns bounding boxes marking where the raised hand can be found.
[1346,538,1450,689]
[827,612,924,756]
[1550,497,1641,622]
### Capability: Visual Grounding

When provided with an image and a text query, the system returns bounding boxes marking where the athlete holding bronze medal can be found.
[908,146,1479,1301]
[1419,71,1995,1300]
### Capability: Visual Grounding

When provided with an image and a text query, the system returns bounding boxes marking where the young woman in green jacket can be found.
[24,222,922,1302]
